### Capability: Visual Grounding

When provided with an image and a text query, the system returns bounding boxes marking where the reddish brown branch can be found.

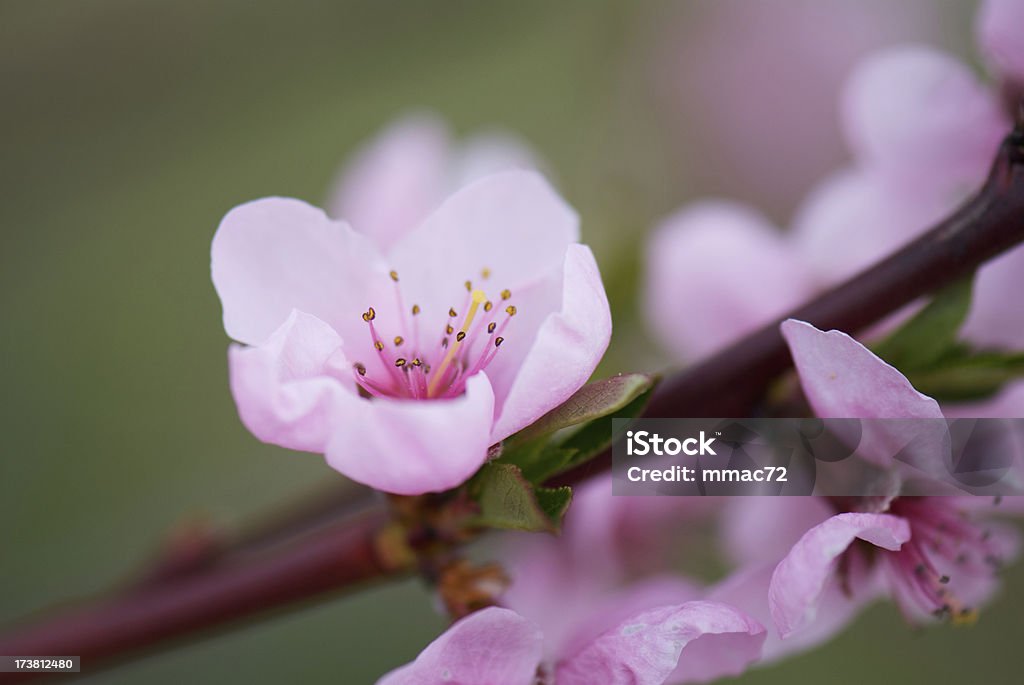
[1,123,1023,679]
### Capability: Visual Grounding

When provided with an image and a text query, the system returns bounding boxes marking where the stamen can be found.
[428,289,486,397]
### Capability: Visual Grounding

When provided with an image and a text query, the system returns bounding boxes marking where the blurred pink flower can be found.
[654,0,942,215]
[376,603,765,685]
[211,171,611,494]
[644,201,816,361]
[326,113,543,252]
[646,0,1024,409]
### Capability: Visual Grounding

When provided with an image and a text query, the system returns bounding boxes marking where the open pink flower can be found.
[326,113,543,252]
[376,603,764,685]
[765,320,1020,637]
[211,171,611,495]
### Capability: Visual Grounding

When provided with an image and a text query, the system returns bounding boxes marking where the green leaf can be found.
[906,349,1024,401]
[872,278,973,371]
[468,462,573,533]
[556,388,651,466]
[496,374,657,484]
[507,373,657,446]
[497,379,656,485]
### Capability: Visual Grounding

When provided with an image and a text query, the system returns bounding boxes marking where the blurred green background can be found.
[2,1,1020,683]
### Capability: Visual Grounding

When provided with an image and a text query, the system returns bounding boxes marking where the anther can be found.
[484,301,493,312]
[939,575,950,584]
[374,341,385,351]
[481,267,491,279]
[449,307,458,318]
[465,280,472,292]
[395,358,407,368]
[412,358,422,367]
[362,307,376,322]
[446,325,454,335]
[353,362,366,376]
[442,338,449,348]
[501,289,511,300]
[390,270,399,282]
[505,305,517,316]
[495,337,504,347]
[393,336,404,346]
[456,331,466,342]
[487,322,496,334]
[412,304,421,315]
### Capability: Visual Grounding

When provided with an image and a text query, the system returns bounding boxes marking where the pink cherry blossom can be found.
[376,603,765,685]
[212,171,611,494]
[767,320,1020,636]
[326,113,543,252]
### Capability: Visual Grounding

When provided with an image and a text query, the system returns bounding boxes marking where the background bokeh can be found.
[2,1,1020,682]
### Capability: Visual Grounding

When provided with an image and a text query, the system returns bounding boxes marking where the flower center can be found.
[352,269,516,400]
[884,498,1005,625]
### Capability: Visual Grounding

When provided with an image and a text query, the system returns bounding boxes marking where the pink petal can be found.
[228,310,356,454]
[211,197,390,346]
[488,244,612,442]
[961,245,1024,350]
[711,558,879,664]
[326,114,450,252]
[555,601,765,685]
[644,201,815,361]
[781,319,947,468]
[769,512,911,637]
[386,170,580,340]
[555,576,704,664]
[325,373,495,495]
[781,319,943,420]
[977,0,1024,82]
[376,607,543,685]
[791,168,953,284]
[840,46,1006,192]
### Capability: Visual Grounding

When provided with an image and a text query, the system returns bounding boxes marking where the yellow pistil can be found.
[427,289,486,397]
